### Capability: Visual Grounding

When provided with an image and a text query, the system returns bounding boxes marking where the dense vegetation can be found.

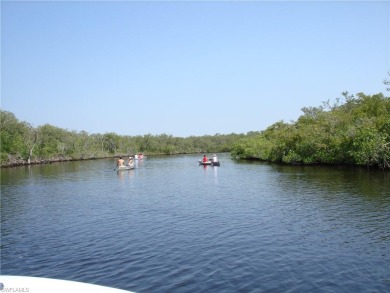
[1,90,389,170]
[0,110,247,166]
[231,92,390,170]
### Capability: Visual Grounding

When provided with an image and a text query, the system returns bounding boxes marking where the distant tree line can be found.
[0,110,247,167]
[1,88,389,169]
[231,92,390,170]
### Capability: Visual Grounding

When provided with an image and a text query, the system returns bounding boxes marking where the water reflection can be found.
[1,156,389,293]
[268,164,390,257]
[117,169,135,181]
[271,164,390,198]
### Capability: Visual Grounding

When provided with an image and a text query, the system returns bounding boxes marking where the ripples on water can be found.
[1,155,389,292]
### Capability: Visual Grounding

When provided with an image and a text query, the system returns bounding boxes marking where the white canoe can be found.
[134,154,146,160]
[0,276,133,293]
[198,159,220,166]
[117,164,135,171]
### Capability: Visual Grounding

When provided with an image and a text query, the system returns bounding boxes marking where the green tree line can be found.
[1,91,389,169]
[231,92,390,170]
[0,111,247,166]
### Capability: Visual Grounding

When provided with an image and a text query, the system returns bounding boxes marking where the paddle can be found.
[114,165,118,171]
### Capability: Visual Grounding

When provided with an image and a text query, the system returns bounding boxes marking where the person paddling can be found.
[117,156,125,167]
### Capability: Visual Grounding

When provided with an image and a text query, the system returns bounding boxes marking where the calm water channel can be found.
[1,153,389,292]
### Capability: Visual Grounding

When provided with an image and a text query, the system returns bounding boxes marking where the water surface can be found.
[1,154,389,292]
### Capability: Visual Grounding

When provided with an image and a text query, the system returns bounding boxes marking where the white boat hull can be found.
[0,276,133,293]
[117,164,135,171]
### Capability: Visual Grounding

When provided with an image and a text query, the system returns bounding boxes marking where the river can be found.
[1,153,389,292]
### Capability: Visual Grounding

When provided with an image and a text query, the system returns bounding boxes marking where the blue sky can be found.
[2,1,389,137]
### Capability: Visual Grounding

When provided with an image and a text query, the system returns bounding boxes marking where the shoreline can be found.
[0,155,127,168]
[2,154,388,171]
